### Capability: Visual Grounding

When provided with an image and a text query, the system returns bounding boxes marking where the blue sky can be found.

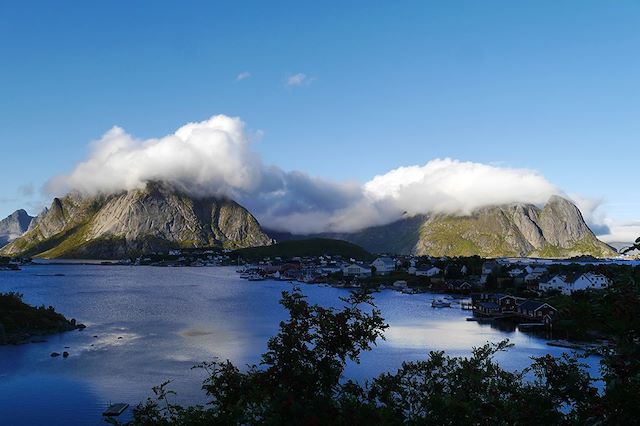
[1,1,639,240]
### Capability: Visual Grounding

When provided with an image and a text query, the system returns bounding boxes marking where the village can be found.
[234,253,618,327]
[2,246,624,337]
[117,244,624,333]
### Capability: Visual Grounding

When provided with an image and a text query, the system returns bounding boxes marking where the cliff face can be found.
[414,196,615,258]
[0,183,272,259]
[3,189,614,259]
[277,196,615,258]
[0,209,34,247]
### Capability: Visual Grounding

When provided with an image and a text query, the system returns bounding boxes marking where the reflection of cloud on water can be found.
[386,324,496,350]
[384,320,549,352]
[165,354,196,363]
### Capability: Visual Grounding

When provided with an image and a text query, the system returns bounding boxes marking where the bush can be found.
[114,283,640,425]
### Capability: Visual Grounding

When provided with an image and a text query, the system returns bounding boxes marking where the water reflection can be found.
[0,265,598,425]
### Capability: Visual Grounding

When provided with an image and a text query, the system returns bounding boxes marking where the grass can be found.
[531,236,617,259]
[418,215,519,258]
[235,238,374,261]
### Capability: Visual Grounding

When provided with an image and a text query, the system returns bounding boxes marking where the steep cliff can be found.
[273,196,616,258]
[0,209,34,247]
[1,183,272,259]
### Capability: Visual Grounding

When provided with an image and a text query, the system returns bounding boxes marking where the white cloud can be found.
[45,114,600,236]
[363,159,560,218]
[567,197,639,245]
[569,195,609,235]
[236,71,251,81]
[286,73,313,87]
[46,115,264,198]
[599,220,640,244]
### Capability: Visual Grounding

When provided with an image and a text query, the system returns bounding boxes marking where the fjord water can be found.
[0,265,597,425]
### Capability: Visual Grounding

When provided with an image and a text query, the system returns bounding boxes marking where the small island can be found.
[0,292,85,345]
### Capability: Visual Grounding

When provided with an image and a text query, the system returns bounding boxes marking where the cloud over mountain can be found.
[46,114,569,234]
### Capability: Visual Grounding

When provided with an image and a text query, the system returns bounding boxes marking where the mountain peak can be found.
[0,187,272,259]
[290,196,615,258]
[0,209,35,248]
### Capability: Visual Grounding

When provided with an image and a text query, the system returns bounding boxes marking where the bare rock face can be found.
[0,209,34,247]
[308,196,615,258]
[0,182,272,259]
[414,196,616,258]
[537,195,593,248]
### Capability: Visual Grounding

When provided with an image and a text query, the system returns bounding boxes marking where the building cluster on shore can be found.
[232,251,625,328]
[2,247,619,329]
[238,254,611,292]
[471,293,558,325]
[0,256,29,270]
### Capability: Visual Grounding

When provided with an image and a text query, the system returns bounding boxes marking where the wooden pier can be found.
[102,403,129,417]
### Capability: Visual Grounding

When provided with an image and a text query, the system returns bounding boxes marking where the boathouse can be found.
[516,300,557,322]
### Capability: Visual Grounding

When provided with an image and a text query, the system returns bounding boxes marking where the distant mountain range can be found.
[0,184,617,259]
[0,182,272,259]
[267,196,617,258]
[0,209,34,247]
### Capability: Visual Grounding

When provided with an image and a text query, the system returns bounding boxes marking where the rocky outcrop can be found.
[281,196,616,258]
[0,209,34,247]
[413,196,616,258]
[536,195,594,248]
[0,182,272,259]
[0,292,84,345]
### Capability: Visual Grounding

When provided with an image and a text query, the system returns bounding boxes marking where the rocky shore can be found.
[0,292,85,345]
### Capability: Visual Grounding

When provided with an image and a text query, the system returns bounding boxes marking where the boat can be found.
[431,299,452,308]
[103,403,129,417]
[247,273,266,281]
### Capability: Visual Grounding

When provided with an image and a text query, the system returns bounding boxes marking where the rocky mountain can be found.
[270,196,616,258]
[0,183,272,259]
[0,209,34,248]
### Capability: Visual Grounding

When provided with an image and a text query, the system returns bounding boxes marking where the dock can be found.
[102,403,129,417]
[518,323,545,329]
[546,340,590,351]
[460,301,473,310]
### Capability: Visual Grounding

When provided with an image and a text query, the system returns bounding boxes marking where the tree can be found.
[116,281,640,425]
[620,237,640,254]
[120,288,388,425]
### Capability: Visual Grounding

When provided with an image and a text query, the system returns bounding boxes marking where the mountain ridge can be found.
[0,209,34,248]
[267,196,616,258]
[2,190,616,259]
[0,182,272,259]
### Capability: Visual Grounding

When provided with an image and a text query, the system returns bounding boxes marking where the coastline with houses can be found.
[5,243,632,346]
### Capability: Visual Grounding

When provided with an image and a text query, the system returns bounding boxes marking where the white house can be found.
[569,273,611,293]
[342,263,372,277]
[371,257,395,275]
[418,266,442,277]
[539,275,568,293]
[525,265,548,276]
[540,273,611,295]
[508,268,525,278]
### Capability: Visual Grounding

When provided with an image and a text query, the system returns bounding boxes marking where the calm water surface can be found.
[0,265,599,425]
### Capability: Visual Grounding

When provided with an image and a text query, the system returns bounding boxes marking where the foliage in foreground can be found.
[113,282,640,425]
